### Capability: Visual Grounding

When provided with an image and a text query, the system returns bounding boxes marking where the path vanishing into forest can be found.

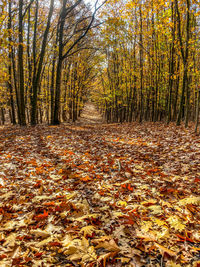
[0,106,200,266]
[76,102,103,125]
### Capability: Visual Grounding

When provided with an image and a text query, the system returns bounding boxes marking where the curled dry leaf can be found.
[30,229,51,238]
[155,243,177,257]
[93,236,120,252]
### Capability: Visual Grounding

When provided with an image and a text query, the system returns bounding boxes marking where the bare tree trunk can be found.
[175,0,190,126]
[18,0,26,125]
[167,1,175,124]
[195,88,199,133]
[139,4,143,123]
[8,0,16,124]
[31,0,54,125]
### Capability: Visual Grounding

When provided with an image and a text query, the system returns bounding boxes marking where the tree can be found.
[30,0,54,125]
[53,0,106,125]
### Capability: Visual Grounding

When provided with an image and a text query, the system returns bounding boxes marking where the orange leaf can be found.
[34,252,43,258]
[43,202,55,206]
[80,176,91,182]
[127,183,133,192]
[49,242,62,247]
[35,210,48,221]
[155,243,176,257]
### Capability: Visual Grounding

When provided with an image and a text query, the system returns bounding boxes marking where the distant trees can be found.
[93,0,200,131]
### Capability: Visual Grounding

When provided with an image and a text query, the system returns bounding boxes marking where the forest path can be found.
[77,102,103,124]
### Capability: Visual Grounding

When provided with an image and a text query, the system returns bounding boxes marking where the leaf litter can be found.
[0,122,200,266]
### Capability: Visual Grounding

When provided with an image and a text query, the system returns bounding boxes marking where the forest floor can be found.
[0,103,200,267]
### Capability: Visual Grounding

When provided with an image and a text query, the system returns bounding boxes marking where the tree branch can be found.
[62,0,107,60]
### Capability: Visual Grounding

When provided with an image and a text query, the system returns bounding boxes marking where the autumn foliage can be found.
[0,112,200,266]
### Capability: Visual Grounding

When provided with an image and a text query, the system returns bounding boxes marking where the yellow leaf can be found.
[166,262,181,267]
[97,252,116,267]
[117,200,127,207]
[155,243,176,257]
[156,226,170,239]
[167,216,185,232]
[3,233,16,247]
[148,205,163,215]
[179,196,200,206]
[30,229,50,238]
[36,237,53,247]
[75,213,100,221]
[141,221,153,232]
[80,225,96,237]
[93,236,120,252]
[135,230,156,242]
[62,234,72,247]
[153,218,167,227]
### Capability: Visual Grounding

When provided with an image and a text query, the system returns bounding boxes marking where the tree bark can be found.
[175,0,190,126]
[31,0,54,125]
[8,0,16,124]
[18,0,26,125]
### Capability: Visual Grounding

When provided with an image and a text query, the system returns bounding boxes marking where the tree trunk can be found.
[167,1,175,124]
[139,4,143,123]
[175,0,190,126]
[195,88,200,133]
[31,0,54,125]
[8,0,16,125]
[18,0,26,125]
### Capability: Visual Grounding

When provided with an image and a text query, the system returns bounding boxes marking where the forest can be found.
[0,0,199,129]
[0,0,200,266]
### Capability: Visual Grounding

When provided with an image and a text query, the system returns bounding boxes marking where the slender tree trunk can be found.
[50,49,56,124]
[167,1,175,124]
[175,0,190,126]
[1,108,5,125]
[139,4,143,123]
[18,0,26,125]
[8,0,16,124]
[53,1,66,125]
[12,48,21,124]
[31,0,54,125]
[195,88,200,133]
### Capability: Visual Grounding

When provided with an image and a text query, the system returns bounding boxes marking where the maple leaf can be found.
[64,237,97,263]
[80,225,96,237]
[167,216,185,232]
[147,205,163,215]
[35,210,48,221]
[152,218,167,227]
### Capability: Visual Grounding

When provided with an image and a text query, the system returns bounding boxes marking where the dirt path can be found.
[77,102,103,125]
